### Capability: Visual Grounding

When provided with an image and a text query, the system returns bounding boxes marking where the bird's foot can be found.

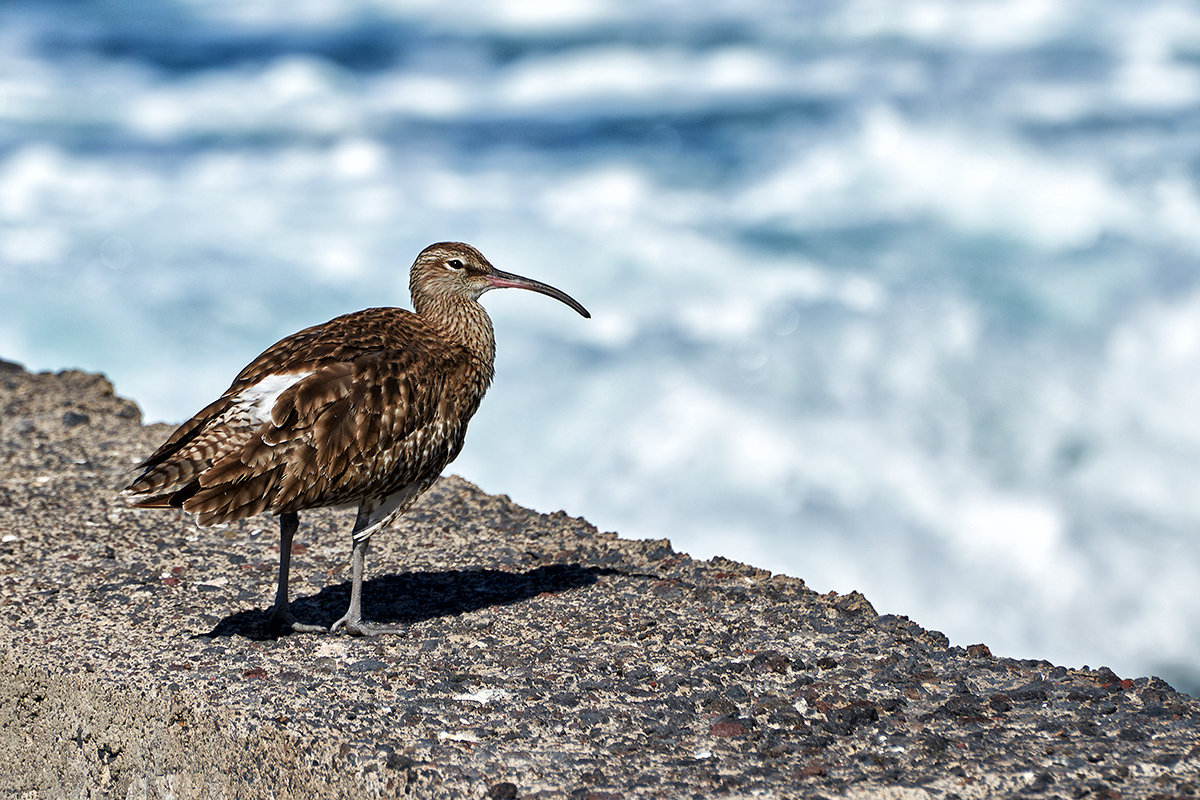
[267,606,327,634]
[329,615,406,637]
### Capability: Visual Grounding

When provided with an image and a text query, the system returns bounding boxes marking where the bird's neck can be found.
[414,294,497,367]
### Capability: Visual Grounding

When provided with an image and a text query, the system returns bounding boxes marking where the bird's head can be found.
[410,242,590,319]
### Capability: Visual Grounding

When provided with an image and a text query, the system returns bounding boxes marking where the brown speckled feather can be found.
[125,306,493,525]
[120,241,588,636]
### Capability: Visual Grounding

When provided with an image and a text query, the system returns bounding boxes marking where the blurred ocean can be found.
[3,0,1200,692]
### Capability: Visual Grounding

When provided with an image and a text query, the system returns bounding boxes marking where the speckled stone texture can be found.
[1,360,1198,800]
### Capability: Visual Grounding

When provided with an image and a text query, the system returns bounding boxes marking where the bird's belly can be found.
[352,482,428,542]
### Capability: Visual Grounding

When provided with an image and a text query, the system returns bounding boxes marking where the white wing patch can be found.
[234,371,315,425]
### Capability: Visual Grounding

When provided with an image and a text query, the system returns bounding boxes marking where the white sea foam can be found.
[834,0,1075,50]
[738,109,1137,249]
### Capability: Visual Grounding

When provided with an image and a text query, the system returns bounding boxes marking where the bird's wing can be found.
[124,314,360,488]
[122,308,474,523]
[182,342,471,524]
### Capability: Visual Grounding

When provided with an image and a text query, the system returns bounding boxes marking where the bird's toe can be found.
[268,607,326,635]
[331,617,405,637]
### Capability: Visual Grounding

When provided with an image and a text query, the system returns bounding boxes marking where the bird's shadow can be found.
[198,563,631,640]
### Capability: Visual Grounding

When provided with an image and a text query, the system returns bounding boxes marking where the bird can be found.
[121,242,589,636]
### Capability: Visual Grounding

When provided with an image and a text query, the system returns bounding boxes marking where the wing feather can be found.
[122,307,487,524]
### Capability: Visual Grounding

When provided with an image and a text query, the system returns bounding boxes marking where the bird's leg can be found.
[267,512,325,633]
[330,535,370,635]
[330,506,407,636]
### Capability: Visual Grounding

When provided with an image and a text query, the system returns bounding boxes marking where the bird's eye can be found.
[446,259,464,271]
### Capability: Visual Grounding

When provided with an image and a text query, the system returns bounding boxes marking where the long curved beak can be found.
[487,268,591,318]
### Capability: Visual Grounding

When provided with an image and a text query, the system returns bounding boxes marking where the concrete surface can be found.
[2,360,1198,799]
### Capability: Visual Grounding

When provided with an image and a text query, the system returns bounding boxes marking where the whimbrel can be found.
[122,242,589,635]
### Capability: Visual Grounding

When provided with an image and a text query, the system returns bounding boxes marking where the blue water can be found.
[4,0,1200,692]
